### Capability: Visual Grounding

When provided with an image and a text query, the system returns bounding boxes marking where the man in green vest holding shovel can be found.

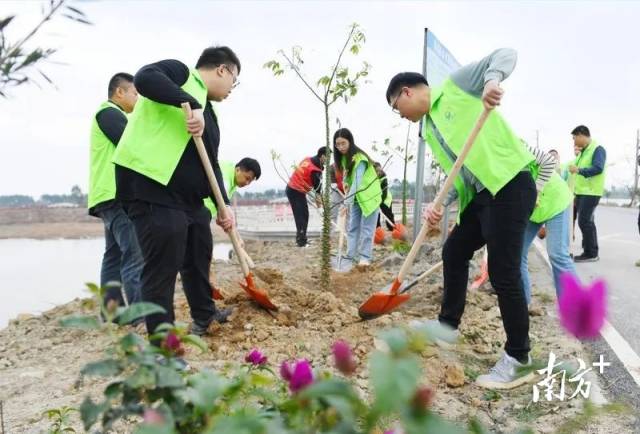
[88,72,143,316]
[113,46,240,340]
[387,48,538,389]
[568,125,606,262]
[204,158,262,218]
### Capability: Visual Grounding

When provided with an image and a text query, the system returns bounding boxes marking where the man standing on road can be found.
[568,125,606,262]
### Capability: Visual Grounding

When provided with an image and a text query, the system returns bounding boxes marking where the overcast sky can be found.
[1,0,639,197]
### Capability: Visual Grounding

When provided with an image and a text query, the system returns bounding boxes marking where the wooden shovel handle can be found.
[396,108,491,282]
[181,103,251,277]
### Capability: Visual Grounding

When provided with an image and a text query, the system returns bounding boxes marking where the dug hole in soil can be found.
[0,230,636,433]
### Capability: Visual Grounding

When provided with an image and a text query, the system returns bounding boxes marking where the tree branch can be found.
[279,50,324,104]
[0,0,65,66]
[324,24,357,101]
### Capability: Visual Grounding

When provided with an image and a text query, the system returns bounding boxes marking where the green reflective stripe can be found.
[88,101,125,209]
[113,68,208,185]
[204,161,236,217]
[343,152,382,217]
[574,140,605,196]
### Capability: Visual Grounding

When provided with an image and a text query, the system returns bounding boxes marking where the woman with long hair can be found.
[333,128,382,266]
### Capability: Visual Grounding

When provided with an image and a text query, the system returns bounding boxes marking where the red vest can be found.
[288,157,322,193]
[335,168,345,194]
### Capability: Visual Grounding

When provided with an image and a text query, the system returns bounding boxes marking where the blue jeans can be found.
[346,202,379,262]
[98,204,143,307]
[520,207,576,304]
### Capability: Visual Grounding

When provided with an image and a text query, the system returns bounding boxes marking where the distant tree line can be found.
[0,185,87,208]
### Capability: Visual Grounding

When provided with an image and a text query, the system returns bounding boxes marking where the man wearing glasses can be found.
[386,48,538,390]
[113,46,240,344]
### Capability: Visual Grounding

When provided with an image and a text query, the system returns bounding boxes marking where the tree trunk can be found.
[321,103,332,290]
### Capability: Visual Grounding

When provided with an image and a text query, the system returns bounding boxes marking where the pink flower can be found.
[162,332,185,356]
[412,385,435,410]
[280,361,293,381]
[332,340,357,375]
[245,348,267,366]
[558,273,607,340]
[143,409,165,425]
[281,359,314,393]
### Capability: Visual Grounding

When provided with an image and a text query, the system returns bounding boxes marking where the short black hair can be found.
[571,125,590,137]
[386,72,429,103]
[316,146,329,159]
[196,46,241,73]
[107,72,134,98]
[236,157,260,180]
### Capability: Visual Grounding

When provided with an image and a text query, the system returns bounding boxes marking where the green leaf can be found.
[79,396,105,431]
[81,359,122,377]
[350,44,360,55]
[116,302,166,325]
[369,351,420,414]
[468,417,492,434]
[379,328,409,354]
[59,315,100,330]
[103,381,123,400]
[207,413,267,434]
[178,370,226,413]
[155,365,184,388]
[119,332,145,352]
[85,282,102,297]
[134,425,176,434]
[403,411,467,434]
[126,366,156,389]
[0,16,15,31]
[181,334,208,352]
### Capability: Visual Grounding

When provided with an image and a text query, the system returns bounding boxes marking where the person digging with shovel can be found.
[113,46,239,342]
[386,48,538,389]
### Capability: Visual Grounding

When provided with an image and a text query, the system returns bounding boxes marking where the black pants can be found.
[376,203,395,230]
[286,186,309,246]
[439,171,536,362]
[125,200,217,337]
[576,195,600,257]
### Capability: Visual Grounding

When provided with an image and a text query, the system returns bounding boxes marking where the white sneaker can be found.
[410,319,460,349]
[475,352,535,389]
[358,259,371,266]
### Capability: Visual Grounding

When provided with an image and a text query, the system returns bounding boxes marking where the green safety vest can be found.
[380,175,393,207]
[573,140,605,196]
[88,101,126,209]
[113,69,208,185]
[422,78,534,219]
[342,152,382,217]
[204,161,237,217]
[529,168,573,224]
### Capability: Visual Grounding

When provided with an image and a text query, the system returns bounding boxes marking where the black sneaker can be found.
[573,254,599,263]
[191,308,233,336]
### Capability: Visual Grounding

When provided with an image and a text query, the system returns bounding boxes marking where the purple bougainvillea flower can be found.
[332,340,357,375]
[558,272,607,340]
[163,332,182,351]
[244,348,267,366]
[143,409,165,425]
[280,361,293,381]
[288,359,314,393]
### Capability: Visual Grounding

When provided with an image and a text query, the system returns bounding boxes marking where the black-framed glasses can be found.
[391,89,404,114]
[223,64,240,89]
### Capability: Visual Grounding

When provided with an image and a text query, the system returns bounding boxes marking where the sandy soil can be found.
[0,237,635,433]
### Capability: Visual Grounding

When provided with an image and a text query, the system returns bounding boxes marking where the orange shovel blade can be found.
[239,272,278,311]
[211,286,225,300]
[358,279,410,320]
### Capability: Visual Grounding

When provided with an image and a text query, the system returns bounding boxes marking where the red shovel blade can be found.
[358,278,411,320]
[239,272,278,311]
[211,285,225,300]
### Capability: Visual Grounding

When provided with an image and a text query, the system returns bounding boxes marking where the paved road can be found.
[570,204,640,415]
